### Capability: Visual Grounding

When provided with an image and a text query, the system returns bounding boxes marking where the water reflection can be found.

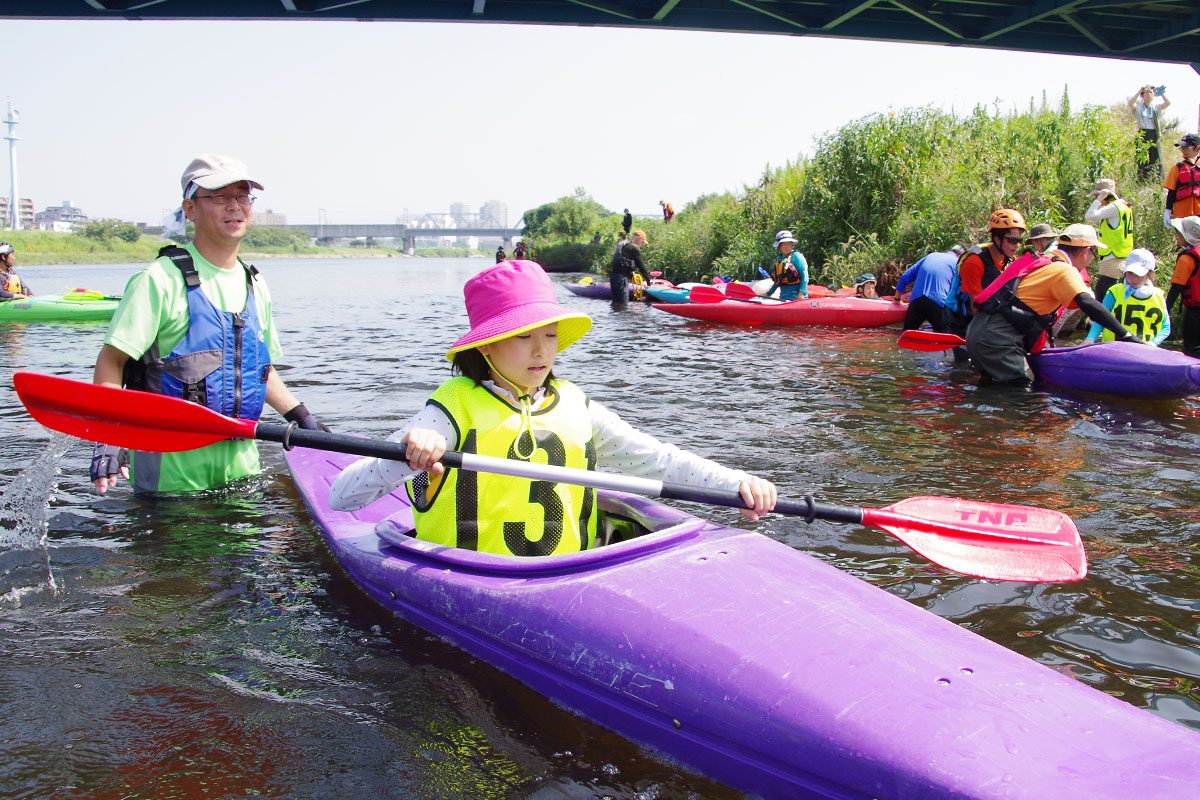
[1,259,1199,799]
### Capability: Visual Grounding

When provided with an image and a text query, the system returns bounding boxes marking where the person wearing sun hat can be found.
[765,230,809,300]
[89,153,327,495]
[1025,223,1058,256]
[966,223,1139,383]
[1083,248,1170,346]
[1083,178,1135,303]
[1166,216,1200,356]
[329,259,777,555]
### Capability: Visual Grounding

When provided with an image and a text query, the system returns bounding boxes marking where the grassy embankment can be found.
[3,227,489,265]
[527,91,1185,292]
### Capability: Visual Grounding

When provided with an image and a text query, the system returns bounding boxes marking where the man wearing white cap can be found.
[1083,178,1134,303]
[1083,249,1169,346]
[1166,216,1200,356]
[89,154,327,494]
[966,223,1139,383]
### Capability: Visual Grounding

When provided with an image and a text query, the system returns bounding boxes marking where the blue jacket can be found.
[896,251,956,305]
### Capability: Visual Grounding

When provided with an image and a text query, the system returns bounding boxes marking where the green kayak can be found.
[0,290,120,322]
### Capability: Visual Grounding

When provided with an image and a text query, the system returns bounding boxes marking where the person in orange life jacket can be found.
[965,224,1139,384]
[660,200,674,222]
[1083,248,1170,346]
[609,229,651,303]
[1163,134,1200,228]
[327,260,777,556]
[1165,216,1200,357]
[1084,178,1135,303]
[0,242,32,299]
[90,154,328,494]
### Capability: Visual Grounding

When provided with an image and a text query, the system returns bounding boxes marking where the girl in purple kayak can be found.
[329,259,776,556]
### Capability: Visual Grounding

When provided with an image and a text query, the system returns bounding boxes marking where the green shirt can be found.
[104,243,284,493]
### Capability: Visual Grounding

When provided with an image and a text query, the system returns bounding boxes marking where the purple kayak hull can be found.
[564,281,626,300]
[286,448,1200,799]
[1031,341,1200,398]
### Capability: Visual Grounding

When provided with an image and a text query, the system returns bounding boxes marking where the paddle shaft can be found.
[257,423,864,524]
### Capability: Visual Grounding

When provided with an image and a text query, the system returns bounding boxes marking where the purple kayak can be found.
[1031,341,1200,398]
[564,280,625,300]
[285,447,1200,799]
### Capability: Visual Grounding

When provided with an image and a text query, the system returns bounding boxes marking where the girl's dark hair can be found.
[451,347,556,387]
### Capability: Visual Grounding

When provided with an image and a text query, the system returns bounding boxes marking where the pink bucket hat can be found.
[446,260,592,361]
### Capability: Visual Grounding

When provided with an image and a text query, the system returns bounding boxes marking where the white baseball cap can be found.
[180,154,264,197]
[1123,248,1156,277]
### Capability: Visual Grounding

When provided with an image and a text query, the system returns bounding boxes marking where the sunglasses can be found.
[1001,235,1024,244]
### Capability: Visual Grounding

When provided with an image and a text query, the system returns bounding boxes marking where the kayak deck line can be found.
[286,448,1200,799]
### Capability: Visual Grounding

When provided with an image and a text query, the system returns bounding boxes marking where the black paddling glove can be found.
[89,443,128,481]
[284,403,331,432]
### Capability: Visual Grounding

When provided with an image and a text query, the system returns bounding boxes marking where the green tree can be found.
[522,188,611,243]
[79,218,142,243]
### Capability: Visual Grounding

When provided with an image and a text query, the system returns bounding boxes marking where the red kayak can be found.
[653,296,907,328]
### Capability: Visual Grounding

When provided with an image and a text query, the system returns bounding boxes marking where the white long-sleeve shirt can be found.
[1084,197,1120,227]
[329,380,750,511]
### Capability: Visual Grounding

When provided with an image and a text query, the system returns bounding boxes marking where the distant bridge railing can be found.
[289,223,522,240]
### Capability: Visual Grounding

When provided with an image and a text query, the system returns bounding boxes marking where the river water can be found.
[2,257,1199,799]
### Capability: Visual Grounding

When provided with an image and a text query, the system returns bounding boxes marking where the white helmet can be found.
[0,242,12,256]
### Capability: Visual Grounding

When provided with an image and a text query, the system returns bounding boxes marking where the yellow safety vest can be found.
[1101,283,1168,342]
[407,377,598,555]
[2,272,21,293]
[1096,200,1134,259]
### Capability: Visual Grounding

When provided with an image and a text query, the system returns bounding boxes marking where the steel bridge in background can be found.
[8,1,1200,72]
[291,223,523,253]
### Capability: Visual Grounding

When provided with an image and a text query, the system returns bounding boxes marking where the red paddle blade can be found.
[724,282,759,300]
[897,330,967,352]
[687,285,730,303]
[864,497,1086,582]
[13,372,255,451]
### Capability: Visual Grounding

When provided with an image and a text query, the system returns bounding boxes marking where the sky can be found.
[3,19,1200,228]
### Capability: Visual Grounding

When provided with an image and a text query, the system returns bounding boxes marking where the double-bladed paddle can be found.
[897,330,967,351]
[13,372,1086,582]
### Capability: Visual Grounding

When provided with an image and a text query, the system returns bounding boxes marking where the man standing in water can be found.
[609,229,651,303]
[89,154,327,494]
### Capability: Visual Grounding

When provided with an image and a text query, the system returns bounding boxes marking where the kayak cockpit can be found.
[370,491,715,577]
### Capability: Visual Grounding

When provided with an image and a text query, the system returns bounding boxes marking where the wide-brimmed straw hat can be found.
[445,260,592,361]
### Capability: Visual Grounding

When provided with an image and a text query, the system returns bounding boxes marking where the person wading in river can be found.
[965,223,1139,384]
[89,153,328,494]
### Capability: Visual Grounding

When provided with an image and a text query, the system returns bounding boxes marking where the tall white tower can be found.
[4,99,19,230]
